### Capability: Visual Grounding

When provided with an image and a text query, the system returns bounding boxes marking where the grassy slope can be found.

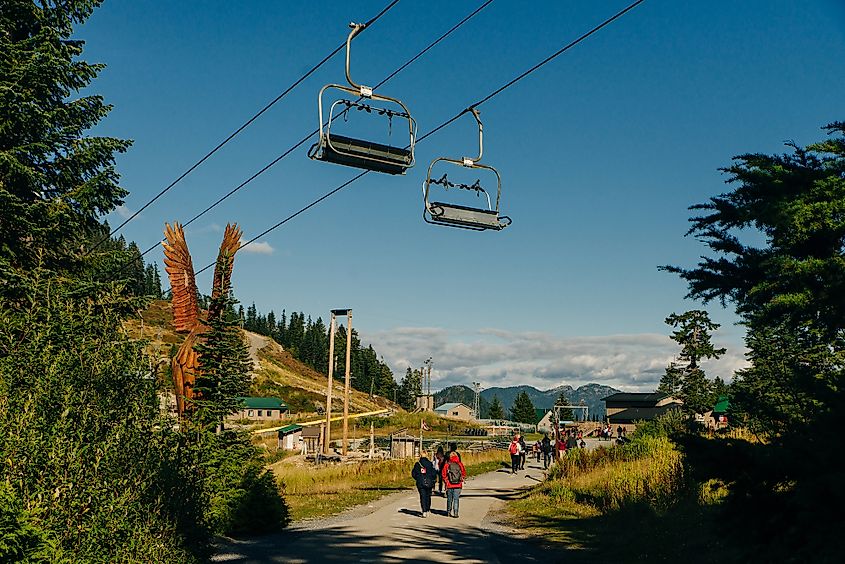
[128,300,400,416]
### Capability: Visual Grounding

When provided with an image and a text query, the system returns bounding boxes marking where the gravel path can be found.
[214,459,556,563]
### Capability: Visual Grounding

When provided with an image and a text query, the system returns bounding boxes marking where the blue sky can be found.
[80,0,845,391]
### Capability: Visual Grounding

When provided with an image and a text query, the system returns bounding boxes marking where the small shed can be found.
[390,434,418,459]
[301,425,323,455]
[277,424,303,451]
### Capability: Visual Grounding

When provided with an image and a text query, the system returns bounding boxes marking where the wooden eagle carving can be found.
[163,222,243,416]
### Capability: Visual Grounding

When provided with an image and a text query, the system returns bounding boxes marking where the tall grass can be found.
[526,436,685,513]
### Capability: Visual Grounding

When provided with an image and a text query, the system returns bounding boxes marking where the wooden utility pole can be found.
[342,310,353,455]
[343,309,352,456]
[323,313,337,455]
[369,422,374,459]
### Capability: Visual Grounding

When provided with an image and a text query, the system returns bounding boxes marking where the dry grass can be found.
[273,449,507,521]
[510,436,686,531]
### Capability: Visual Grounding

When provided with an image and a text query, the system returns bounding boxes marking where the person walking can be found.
[541,433,552,469]
[518,435,527,469]
[533,440,541,463]
[433,446,445,496]
[442,451,466,518]
[411,451,436,517]
[509,435,522,474]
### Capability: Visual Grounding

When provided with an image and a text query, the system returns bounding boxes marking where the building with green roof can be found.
[226,396,288,422]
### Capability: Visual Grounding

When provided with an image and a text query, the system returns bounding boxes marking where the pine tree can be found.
[555,392,574,421]
[193,257,252,431]
[662,310,725,415]
[488,395,505,419]
[657,361,684,396]
[510,391,536,424]
[245,303,257,332]
[0,2,208,558]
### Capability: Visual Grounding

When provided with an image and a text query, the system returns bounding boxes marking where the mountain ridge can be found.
[434,383,621,419]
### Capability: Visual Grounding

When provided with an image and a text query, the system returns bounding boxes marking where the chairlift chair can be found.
[422,109,511,231]
[309,23,416,175]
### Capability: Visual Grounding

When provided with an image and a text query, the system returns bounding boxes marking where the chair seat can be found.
[429,202,503,230]
[318,134,412,175]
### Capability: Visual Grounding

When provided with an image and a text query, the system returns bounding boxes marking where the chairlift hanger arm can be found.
[345,22,373,97]
[462,107,483,164]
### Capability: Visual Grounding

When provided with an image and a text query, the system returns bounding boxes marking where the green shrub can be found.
[196,431,289,536]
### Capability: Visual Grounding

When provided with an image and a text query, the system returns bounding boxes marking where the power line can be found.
[115,0,497,275]
[87,0,402,254]
[178,0,648,289]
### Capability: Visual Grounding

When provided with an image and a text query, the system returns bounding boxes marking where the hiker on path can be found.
[442,451,466,518]
[518,435,527,469]
[541,433,552,469]
[509,435,522,474]
[433,446,445,496]
[533,440,541,463]
[411,451,436,517]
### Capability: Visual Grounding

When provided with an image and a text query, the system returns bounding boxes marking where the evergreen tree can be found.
[510,391,536,424]
[555,392,574,421]
[193,257,252,431]
[245,303,257,332]
[397,367,422,411]
[662,310,725,414]
[0,2,208,558]
[664,124,845,553]
[657,361,684,397]
[488,395,505,419]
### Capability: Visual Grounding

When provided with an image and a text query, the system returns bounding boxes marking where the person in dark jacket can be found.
[518,435,527,469]
[411,451,436,517]
[434,446,445,495]
[566,430,578,452]
[541,433,552,469]
[442,451,466,518]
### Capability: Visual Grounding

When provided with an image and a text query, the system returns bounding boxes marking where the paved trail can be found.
[215,458,555,563]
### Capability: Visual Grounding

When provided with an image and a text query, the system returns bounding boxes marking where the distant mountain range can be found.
[433,383,620,419]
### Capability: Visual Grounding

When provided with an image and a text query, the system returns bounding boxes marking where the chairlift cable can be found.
[166,0,648,292]
[113,0,497,279]
[86,0,402,255]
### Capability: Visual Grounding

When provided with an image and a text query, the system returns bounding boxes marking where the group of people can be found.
[411,443,466,518]
[598,424,626,441]
[507,429,589,472]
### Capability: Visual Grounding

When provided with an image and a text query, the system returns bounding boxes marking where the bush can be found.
[196,431,289,536]
[0,279,208,562]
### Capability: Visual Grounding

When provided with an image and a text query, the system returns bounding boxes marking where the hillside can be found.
[435,383,620,419]
[127,300,399,415]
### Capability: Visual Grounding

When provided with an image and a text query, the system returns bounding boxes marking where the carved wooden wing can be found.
[208,223,243,321]
[163,222,199,333]
[172,331,200,416]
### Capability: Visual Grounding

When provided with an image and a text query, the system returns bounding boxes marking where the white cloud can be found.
[238,239,274,255]
[363,326,748,393]
[115,204,132,219]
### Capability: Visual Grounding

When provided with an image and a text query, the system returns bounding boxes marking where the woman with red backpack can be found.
[508,435,522,474]
[442,451,466,518]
